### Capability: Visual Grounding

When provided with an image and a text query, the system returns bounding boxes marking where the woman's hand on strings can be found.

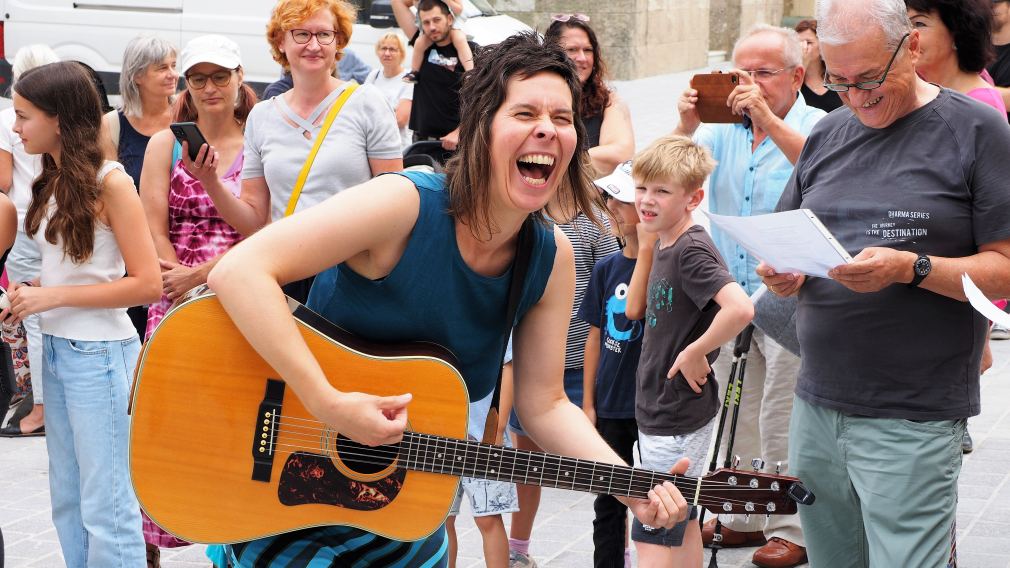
[622,457,691,529]
[312,390,413,447]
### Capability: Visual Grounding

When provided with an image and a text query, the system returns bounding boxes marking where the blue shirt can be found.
[576,251,641,419]
[695,93,825,294]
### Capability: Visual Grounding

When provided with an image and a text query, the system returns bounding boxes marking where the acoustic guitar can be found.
[129,290,814,544]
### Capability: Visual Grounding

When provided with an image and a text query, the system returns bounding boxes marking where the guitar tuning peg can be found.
[751,458,765,472]
[775,461,782,475]
[733,455,741,469]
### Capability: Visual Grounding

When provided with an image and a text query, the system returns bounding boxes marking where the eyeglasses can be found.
[823,32,909,92]
[290,29,338,45]
[185,69,235,90]
[739,67,792,81]
[551,13,590,23]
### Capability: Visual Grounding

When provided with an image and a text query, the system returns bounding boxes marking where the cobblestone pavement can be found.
[4,66,1010,567]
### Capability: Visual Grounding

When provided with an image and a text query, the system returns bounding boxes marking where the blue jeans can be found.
[43,334,145,567]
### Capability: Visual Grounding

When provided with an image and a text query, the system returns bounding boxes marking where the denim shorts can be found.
[631,417,717,547]
[449,476,519,517]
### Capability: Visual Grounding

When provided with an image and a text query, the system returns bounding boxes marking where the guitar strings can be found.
[266,430,784,506]
[262,439,775,509]
[271,418,775,491]
[272,420,782,493]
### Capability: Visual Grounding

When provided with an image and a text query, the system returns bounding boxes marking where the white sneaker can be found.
[992,324,1010,340]
[509,550,539,568]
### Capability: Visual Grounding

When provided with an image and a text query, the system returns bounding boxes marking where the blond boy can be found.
[625,135,754,568]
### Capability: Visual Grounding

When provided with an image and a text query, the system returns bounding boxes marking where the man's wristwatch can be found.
[909,254,931,288]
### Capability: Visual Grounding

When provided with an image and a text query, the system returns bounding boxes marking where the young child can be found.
[8,61,161,566]
[577,160,644,568]
[624,136,754,568]
[445,339,517,568]
[398,0,474,82]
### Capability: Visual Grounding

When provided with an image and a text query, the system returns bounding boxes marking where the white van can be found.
[0,0,529,94]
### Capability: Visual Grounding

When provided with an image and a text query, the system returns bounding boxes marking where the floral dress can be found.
[142,144,244,548]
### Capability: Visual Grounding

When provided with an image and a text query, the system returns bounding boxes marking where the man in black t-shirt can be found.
[989,0,1010,113]
[393,0,475,150]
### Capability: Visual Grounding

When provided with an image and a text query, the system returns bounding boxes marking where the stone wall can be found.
[489,0,710,80]
[490,0,792,79]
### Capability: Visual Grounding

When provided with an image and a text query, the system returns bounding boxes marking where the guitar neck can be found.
[399,431,689,502]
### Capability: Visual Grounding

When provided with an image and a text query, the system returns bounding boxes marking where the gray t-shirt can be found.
[242,82,402,221]
[778,89,1010,420]
[636,225,735,436]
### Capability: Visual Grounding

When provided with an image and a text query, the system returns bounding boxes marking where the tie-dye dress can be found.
[144,148,244,340]
[141,146,244,548]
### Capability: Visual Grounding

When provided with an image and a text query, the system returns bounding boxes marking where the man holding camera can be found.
[672,23,824,568]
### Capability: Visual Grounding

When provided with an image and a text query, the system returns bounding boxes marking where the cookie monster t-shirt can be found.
[577,251,642,419]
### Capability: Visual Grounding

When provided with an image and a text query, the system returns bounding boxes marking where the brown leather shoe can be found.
[701,519,767,548]
[752,537,807,568]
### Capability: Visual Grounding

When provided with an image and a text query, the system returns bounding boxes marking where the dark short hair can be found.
[417,0,451,17]
[544,18,611,118]
[905,0,995,72]
[446,31,602,238]
[794,19,817,34]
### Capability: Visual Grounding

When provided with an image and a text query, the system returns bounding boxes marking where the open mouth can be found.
[516,154,556,187]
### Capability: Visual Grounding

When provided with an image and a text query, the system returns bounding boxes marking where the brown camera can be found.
[690,72,743,124]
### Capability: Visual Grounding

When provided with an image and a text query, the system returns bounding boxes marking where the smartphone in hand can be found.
[689,72,743,124]
[169,122,210,162]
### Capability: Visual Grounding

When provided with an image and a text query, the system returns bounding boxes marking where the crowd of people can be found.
[0,0,1008,567]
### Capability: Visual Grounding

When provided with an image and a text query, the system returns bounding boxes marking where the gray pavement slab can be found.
[4,66,1010,567]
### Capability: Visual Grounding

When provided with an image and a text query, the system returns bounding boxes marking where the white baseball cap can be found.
[179,35,242,75]
[593,160,635,204]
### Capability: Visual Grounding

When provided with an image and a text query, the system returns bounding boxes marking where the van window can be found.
[351,0,374,24]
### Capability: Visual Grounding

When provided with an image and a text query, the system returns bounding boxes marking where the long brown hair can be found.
[17,62,105,264]
[544,19,612,119]
[446,31,603,240]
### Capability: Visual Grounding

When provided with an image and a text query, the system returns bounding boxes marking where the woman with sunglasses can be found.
[213,0,402,304]
[136,35,257,565]
[544,13,634,178]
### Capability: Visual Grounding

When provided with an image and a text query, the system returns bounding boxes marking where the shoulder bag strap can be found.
[481,216,535,444]
[284,82,359,217]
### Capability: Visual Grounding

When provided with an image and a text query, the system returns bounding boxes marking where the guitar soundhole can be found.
[335,435,398,475]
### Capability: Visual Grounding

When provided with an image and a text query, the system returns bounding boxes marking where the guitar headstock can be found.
[698,468,815,516]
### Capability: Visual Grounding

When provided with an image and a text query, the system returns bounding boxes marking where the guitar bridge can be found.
[251,379,285,482]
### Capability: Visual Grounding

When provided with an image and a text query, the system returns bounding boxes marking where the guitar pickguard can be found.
[277,452,405,510]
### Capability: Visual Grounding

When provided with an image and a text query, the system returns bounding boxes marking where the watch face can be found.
[914,256,931,277]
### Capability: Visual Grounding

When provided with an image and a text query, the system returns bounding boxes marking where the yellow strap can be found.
[284,82,359,217]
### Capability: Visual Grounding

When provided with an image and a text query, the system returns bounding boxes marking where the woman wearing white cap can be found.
[136,34,257,565]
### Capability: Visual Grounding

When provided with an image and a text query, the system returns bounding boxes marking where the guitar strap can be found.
[481,216,535,444]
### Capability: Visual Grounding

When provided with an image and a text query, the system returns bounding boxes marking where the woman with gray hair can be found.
[101,34,178,339]
[0,44,59,439]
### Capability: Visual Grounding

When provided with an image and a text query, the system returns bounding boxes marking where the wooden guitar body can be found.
[130,291,469,544]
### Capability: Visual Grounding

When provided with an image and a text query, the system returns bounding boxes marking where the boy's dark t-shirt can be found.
[635,225,735,436]
[576,252,642,420]
[409,40,477,138]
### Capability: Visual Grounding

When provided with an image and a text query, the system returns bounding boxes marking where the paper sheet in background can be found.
[704,209,852,278]
[963,273,1010,327]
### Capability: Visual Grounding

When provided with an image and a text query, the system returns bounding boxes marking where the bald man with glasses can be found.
[760,0,1010,566]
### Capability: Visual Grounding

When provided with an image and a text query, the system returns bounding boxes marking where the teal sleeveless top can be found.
[306,171,557,401]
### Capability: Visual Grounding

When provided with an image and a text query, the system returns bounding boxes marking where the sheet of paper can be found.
[703,209,851,278]
[963,273,1010,327]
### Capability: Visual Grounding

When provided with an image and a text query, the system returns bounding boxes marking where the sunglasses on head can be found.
[551,13,590,23]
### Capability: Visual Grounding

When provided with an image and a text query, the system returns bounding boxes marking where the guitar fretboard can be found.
[398,431,684,501]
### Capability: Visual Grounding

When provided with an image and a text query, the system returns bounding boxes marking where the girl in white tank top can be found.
[7,61,160,567]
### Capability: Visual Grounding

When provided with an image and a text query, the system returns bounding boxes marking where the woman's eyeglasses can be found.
[185,69,235,90]
[290,29,338,45]
[551,13,590,23]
